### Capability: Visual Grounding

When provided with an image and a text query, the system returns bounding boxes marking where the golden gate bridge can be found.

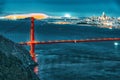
[19,17,120,73]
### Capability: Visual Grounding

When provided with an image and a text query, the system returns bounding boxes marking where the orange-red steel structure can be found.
[19,17,120,73]
[30,17,36,62]
[20,38,120,45]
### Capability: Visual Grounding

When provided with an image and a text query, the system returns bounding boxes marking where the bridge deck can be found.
[19,38,120,45]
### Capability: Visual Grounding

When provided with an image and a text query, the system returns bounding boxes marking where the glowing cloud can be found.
[29,13,48,20]
[3,13,48,20]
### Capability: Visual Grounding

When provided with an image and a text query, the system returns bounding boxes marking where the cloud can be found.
[1,0,120,16]
[116,0,120,6]
[36,0,114,5]
[0,1,5,14]
[3,13,48,20]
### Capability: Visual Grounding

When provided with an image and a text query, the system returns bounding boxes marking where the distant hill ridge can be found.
[0,13,48,20]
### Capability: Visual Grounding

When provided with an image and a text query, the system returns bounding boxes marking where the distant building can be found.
[99,12,110,20]
[102,21,113,26]
[118,17,120,21]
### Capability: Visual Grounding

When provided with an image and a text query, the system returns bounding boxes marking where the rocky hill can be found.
[0,35,40,80]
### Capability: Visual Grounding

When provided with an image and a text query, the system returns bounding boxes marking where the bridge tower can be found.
[30,17,36,62]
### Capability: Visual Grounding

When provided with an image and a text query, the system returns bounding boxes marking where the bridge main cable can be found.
[19,38,120,45]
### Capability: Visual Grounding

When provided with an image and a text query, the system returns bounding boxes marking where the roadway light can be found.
[114,42,119,46]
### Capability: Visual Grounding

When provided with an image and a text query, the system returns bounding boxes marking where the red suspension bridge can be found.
[19,17,120,72]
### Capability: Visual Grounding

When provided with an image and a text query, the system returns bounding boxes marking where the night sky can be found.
[0,0,120,17]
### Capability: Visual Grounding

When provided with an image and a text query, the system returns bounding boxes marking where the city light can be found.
[64,13,71,18]
[109,27,112,29]
[13,16,17,20]
[114,42,119,46]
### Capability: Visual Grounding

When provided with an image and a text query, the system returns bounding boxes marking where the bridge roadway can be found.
[19,38,120,45]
